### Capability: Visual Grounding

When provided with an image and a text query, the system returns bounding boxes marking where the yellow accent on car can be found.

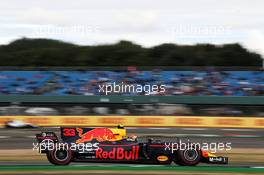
[157,155,169,162]
[109,128,126,141]
[207,152,217,157]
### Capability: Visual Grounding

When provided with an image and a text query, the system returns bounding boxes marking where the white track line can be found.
[148,128,170,130]
[0,136,9,139]
[27,136,36,138]
[200,134,221,137]
[127,127,170,130]
[181,128,207,131]
[230,135,260,138]
[221,128,256,131]
[126,127,139,129]
[174,134,220,137]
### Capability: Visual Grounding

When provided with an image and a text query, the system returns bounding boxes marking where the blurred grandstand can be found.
[0,70,263,96]
[0,38,263,117]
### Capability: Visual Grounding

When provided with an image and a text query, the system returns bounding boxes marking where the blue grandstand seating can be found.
[0,71,263,96]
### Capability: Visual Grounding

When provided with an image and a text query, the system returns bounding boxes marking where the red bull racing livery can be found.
[76,128,117,143]
[96,146,139,160]
[36,126,228,166]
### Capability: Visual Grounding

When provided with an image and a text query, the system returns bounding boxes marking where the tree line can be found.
[0,38,262,67]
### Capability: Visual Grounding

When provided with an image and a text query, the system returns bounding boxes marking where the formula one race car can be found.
[36,126,228,166]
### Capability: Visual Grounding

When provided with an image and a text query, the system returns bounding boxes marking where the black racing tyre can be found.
[47,147,73,165]
[174,148,201,166]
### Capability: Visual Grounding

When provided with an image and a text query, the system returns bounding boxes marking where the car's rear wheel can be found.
[174,148,201,166]
[47,147,73,165]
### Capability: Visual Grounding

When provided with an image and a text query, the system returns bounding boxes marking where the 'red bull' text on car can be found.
[35,126,228,166]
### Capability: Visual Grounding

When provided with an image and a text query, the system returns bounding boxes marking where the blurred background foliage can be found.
[0,38,262,67]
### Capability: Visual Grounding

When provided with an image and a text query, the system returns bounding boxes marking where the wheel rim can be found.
[54,149,68,161]
[183,149,198,161]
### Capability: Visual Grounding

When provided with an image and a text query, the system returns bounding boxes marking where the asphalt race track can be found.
[0,164,264,175]
[0,127,264,149]
[0,161,264,167]
[0,127,263,174]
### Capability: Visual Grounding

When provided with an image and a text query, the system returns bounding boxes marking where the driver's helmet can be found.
[117,124,124,129]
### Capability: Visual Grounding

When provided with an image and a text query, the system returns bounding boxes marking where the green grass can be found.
[0,165,264,173]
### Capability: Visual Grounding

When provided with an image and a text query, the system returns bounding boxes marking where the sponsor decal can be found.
[0,118,12,124]
[26,117,51,124]
[137,118,164,124]
[37,136,57,140]
[99,117,125,124]
[96,146,139,160]
[209,157,224,162]
[216,119,242,126]
[76,128,117,143]
[157,155,168,162]
[176,118,202,125]
[62,118,89,125]
[255,119,264,126]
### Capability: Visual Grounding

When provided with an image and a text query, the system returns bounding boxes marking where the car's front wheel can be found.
[47,147,73,165]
